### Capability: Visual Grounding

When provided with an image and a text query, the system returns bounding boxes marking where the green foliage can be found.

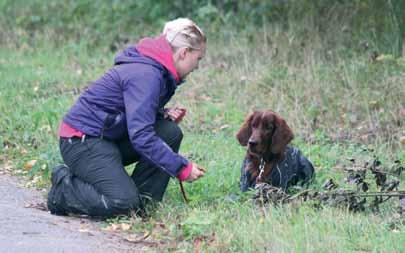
[1,0,404,55]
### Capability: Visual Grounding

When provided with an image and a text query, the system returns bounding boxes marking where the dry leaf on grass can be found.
[219,124,229,130]
[23,160,37,170]
[102,223,121,232]
[78,224,91,233]
[193,237,203,253]
[120,223,131,231]
[122,232,158,246]
[24,202,48,211]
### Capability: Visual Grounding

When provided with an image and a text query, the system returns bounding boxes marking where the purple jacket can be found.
[63,36,188,177]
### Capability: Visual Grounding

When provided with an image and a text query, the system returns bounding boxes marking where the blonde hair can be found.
[163,18,206,52]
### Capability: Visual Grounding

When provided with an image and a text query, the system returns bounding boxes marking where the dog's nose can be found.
[248,139,257,146]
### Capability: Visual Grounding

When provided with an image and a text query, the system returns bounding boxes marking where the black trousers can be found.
[49,119,183,217]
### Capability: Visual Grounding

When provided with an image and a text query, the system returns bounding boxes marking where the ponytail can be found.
[163,18,206,52]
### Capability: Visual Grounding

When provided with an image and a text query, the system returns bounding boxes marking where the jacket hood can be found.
[114,35,180,82]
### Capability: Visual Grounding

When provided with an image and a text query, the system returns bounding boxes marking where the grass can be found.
[0,25,404,252]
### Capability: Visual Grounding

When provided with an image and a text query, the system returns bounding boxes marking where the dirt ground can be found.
[0,169,148,253]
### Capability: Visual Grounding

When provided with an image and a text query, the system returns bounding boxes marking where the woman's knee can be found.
[107,195,140,211]
[99,191,141,217]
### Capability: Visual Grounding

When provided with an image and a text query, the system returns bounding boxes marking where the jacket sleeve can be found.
[122,67,188,177]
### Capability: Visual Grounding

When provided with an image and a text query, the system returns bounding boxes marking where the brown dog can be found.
[236,110,294,182]
[236,110,314,191]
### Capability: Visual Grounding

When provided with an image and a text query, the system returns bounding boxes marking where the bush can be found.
[1,0,403,55]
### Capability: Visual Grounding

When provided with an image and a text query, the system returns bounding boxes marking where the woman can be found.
[47,18,206,218]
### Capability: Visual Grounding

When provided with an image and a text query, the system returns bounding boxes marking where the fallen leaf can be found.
[121,223,131,231]
[78,228,90,233]
[123,234,142,242]
[399,136,405,145]
[199,95,211,101]
[193,237,203,253]
[369,101,379,109]
[24,202,48,211]
[219,124,229,130]
[111,223,120,231]
[24,160,37,170]
[102,223,120,232]
[123,232,156,245]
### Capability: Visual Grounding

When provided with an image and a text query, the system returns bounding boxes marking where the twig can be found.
[178,179,189,203]
[330,191,405,198]
[122,232,159,246]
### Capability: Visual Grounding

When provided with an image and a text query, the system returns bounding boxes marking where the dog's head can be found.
[236,110,294,158]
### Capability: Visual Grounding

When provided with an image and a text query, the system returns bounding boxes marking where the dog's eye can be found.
[265,125,274,133]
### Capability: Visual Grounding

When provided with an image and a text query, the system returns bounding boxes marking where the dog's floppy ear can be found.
[236,111,257,146]
[271,113,294,154]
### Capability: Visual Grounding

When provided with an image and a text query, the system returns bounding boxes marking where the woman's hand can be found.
[185,163,205,182]
[166,107,186,123]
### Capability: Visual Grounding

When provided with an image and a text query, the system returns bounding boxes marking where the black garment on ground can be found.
[240,146,315,192]
[47,119,183,218]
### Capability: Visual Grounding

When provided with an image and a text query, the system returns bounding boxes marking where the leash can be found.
[258,158,266,181]
[178,179,189,203]
[177,165,206,204]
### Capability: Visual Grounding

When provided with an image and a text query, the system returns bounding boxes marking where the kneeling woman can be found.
[47,18,206,218]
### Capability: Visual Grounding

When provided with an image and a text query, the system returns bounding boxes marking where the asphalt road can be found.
[0,172,145,253]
